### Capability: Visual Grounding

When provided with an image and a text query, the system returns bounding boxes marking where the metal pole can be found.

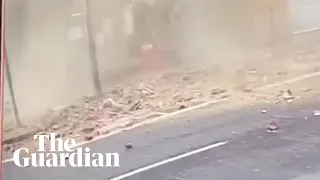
[4,48,23,127]
[1,1,5,173]
[1,0,22,127]
[84,0,102,96]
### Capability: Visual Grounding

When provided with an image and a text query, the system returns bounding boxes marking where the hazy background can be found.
[4,0,320,128]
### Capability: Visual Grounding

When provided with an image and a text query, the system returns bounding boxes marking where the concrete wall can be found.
[4,0,136,127]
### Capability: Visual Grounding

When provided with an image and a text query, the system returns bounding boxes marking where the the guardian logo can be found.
[13,133,120,167]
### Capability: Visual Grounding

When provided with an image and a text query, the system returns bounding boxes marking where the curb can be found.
[3,127,42,144]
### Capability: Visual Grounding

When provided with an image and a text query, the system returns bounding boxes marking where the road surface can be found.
[3,97,320,180]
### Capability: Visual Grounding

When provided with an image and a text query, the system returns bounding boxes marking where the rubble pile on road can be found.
[2,65,232,155]
[39,67,230,142]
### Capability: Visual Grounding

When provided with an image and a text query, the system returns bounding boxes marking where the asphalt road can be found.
[3,98,320,180]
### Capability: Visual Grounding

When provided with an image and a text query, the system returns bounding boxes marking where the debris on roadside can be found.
[260,109,267,114]
[124,143,133,150]
[81,126,95,134]
[179,105,187,110]
[248,69,257,75]
[182,75,191,81]
[263,75,268,82]
[266,120,279,132]
[124,121,136,128]
[221,94,230,99]
[301,88,312,93]
[84,135,94,141]
[129,100,143,111]
[281,90,295,102]
[52,125,59,130]
[274,100,281,104]
[243,87,253,93]
[313,110,320,117]
[211,88,227,96]
[3,144,13,152]
[102,98,116,108]
[277,71,287,75]
[287,89,293,96]
[55,133,62,138]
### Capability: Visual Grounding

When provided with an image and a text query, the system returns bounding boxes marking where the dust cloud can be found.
[4,0,290,128]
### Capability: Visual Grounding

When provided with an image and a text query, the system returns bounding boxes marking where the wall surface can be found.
[4,0,131,127]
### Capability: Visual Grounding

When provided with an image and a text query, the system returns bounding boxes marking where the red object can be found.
[140,43,165,72]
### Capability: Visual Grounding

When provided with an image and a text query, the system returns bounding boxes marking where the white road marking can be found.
[109,141,229,180]
[256,72,320,90]
[293,28,320,36]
